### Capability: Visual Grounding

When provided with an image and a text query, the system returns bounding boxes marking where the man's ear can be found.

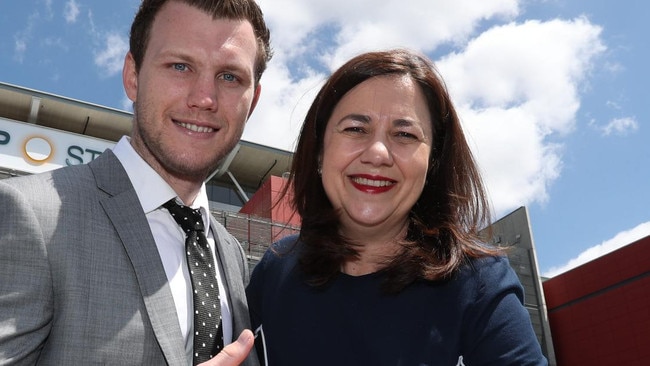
[122,52,138,103]
[248,84,262,118]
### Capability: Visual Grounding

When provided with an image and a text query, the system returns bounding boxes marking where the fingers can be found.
[198,329,255,366]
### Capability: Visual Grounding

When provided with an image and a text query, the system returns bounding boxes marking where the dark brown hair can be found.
[129,0,272,84]
[283,49,499,293]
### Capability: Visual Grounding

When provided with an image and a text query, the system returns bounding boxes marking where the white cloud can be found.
[260,0,520,69]
[121,95,134,113]
[13,10,40,63]
[458,107,563,214]
[94,33,128,77]
[244,59,325,152]
[606,100,622,110]
[87,9,97,36]
[14,39,27,63]
[543,222,650,278]
[43,0,54,19]
[599,116,639,136]
[64,0,81,24]
[250,1,605,219]
[12,0,72,63]
[441,17,604,133]
[250,0,524,152]
[43,37,69,52]
[438,17,604,215]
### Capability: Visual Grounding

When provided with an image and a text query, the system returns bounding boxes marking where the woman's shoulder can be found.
[272,233,303,254]
[453,254,523,298]
[466,254,510,270]
[459,255,523,301]
[254,234,302,272]
[248,234,303,294]
[459,254,512,276]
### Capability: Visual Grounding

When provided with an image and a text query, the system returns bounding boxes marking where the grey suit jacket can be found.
[0,150,259,366]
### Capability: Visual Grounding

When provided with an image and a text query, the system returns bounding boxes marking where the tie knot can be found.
[163,199,205,233]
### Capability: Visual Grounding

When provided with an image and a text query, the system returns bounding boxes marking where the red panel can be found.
[239,176,301,227]
[544,238,650,365]
[544,236,650,306]
[239,177,273,218]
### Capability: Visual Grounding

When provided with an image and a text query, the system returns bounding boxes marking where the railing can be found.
[211,210,300,268]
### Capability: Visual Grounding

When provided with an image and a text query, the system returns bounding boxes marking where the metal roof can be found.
[0,82,293,192]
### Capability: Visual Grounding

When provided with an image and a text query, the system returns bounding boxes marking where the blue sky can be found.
[1,0,648,277]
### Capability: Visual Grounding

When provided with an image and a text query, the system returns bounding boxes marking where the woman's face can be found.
[321,75,433,238]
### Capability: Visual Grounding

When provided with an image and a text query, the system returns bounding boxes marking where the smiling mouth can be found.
[351,176,396,187]
[175,121,216,133]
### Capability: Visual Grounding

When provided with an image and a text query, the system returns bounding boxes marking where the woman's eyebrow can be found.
[337,113,371,124]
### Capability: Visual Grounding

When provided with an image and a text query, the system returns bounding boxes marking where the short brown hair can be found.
[129,0,272,84]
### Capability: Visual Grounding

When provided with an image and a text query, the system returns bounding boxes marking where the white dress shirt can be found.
[112,136,233,363]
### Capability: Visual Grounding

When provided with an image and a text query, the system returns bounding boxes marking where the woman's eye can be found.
[396,131,418,140]
[344,126,365,133]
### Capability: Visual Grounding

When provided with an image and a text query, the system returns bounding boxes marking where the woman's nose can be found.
[360,139,393,166]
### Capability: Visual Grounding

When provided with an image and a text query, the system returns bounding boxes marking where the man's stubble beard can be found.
[131,108,231,184]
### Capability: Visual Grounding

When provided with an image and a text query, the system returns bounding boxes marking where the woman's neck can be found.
[340,221,408,276]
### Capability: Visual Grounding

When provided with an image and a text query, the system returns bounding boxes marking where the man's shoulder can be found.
[210,218,237,244]
[0,150,126,200]
[1,163,90,191]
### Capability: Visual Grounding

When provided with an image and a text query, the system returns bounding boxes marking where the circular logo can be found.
[23,135,54,163]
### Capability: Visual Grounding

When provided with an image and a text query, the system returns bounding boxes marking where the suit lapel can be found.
[210,217,249,333]
[211,218,240,299]
[210,218,260,366]
[90,151,187,366]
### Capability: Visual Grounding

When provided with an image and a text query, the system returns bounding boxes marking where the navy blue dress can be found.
[247,235,547,366]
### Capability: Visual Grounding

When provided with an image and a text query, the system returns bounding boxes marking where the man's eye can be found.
[221,73,237,82]
[172,63,188,72]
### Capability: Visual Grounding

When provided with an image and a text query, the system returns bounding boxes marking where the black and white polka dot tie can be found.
[164,199,223,364]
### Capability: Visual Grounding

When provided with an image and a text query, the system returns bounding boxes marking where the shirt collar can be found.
[111,136,211,216]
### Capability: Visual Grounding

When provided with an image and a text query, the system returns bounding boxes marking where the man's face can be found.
[123,1,260,186]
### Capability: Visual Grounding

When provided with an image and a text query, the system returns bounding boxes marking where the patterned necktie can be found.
[163,199,223,364]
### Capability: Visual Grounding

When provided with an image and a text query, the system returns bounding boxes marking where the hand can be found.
[198,329,255,366]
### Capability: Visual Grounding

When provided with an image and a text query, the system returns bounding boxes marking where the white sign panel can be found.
[0,118,116,174]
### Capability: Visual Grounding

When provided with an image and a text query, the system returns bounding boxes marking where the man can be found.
[0,0,272,364]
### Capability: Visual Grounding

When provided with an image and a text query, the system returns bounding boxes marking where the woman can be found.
[246,49,547,365]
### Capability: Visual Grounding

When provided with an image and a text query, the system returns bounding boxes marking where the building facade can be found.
[481,206,557,365]
[543,235,650,365]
